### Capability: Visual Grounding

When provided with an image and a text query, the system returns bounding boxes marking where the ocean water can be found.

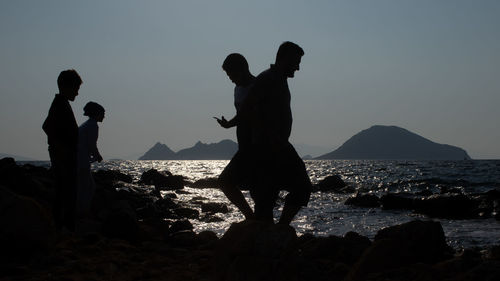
[26,159,500,249]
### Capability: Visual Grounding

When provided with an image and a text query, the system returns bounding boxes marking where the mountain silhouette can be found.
[316,125,471,160]
[139,139,238,160]
[139,142,176,160]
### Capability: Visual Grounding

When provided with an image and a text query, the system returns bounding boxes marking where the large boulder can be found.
[201,202,229,214]
[313,175,352,193]
[93,169,133,184]
[213,220,300,281]
[0,159,53,206]
[413,194,481,219]
[189,177,219,189]
[101,200,141,242]
[139,169,185,190]
[298,231,371,265]
[0,185,56,261]
[345,220,452,281]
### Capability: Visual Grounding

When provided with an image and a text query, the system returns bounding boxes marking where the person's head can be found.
[275,41,304,78]
[222,53,250,86]
[83,101,105,122]
[57,69,82,101]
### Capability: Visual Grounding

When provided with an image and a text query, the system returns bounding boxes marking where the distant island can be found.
[0,153,35,161]
[316,125,471,160]
[140,126,471,161]
[139,139,238,160]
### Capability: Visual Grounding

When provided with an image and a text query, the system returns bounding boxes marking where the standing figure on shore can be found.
[42,69,82,231]
[242,41,312,224]
[77,102,105,218]
[215,53,256,220]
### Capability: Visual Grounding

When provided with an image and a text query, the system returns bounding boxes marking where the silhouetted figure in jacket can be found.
[215,53,255,220]
[241,42,312,225]
[42,69,82,231]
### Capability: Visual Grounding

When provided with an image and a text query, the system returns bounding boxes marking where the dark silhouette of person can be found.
[42,69,82,231]
[241,42,312,225]
[77,102,105,218]
[215,53,255,220]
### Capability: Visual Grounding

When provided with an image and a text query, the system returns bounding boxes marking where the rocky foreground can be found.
[1,157,500,281]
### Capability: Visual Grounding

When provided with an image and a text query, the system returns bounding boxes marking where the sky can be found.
[1,0,499,160]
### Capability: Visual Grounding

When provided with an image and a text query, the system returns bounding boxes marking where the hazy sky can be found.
[1,0,499,160]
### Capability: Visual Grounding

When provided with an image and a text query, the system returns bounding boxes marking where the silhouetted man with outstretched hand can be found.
[43,69,82,232]
[215,53,255,220]
[241,41,312,225]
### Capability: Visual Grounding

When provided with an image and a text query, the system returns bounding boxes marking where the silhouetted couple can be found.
[216,42,312,225]
[43,70,105,232]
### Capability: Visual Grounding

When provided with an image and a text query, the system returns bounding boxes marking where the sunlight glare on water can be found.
[91,159,500,248]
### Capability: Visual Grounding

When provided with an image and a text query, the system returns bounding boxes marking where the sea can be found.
[23,159,500,249]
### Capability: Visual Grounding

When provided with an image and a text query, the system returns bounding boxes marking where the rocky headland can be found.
[1,157,499,281]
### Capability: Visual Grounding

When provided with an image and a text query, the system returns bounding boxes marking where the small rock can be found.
[201,202,229,214]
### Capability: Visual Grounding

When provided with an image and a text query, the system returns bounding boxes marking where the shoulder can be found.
[253,68,275,88]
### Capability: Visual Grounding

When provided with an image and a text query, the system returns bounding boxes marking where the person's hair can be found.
[57,69,82,90]
[222,53,249,73]
[275,41,304,64]
[83,101,105,117]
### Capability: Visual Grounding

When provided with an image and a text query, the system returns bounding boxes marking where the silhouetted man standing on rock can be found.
[243,41,312,224]
[215,53,255,220]
[43,69,82,232]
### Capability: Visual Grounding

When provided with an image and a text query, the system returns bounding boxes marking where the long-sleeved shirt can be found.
[42,94,78,159]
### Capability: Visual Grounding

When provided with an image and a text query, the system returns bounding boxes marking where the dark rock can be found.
[298,231,371,265]
[486,245,500,260]
[0,160,53,207]
[201,202,229,214]
[0,185,56,261]
[169,219,193,234]
[93,169,133,184]
[167,231,199,248]
[164,192,177,199]
[173,207,199,219]
[440,186,464,195]
[139,218,171,241]
[175,189,191,195]
[416,189,434,196]
[189,177,219,189]
[314,175,348,192]
[197,230,219,246]
[413,194,481,219]
[168,230,218,249]
[102,200,140,242]
[200,214,224,223]
[345,193,380,208]
[155,197,179,210]
[345,220,452,281]
[0,157,16,169]
[136,203,163,220]
[213,220,299,281]
[139,169,186,190]
[380,193,415,210]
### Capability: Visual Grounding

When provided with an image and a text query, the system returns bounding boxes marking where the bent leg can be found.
[220,180,254,219]
[218,152,254,219]
[278,143,312,225]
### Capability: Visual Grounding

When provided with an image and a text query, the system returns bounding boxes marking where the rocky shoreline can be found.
[1,157,499,281]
